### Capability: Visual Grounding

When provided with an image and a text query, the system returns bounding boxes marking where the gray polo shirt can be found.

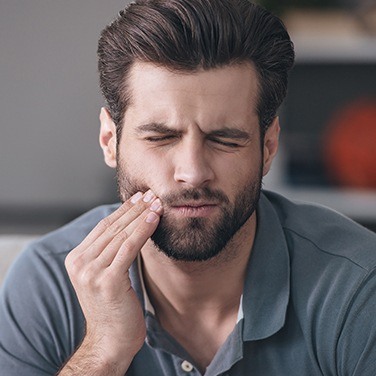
[1,191,375,375]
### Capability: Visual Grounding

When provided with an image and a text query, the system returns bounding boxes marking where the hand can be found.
[63,190,162,372]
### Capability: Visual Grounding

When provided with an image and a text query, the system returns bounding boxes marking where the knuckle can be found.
[115,241,136,264]
[104,220,124,238]
[131,201,148,216]
[122,239,135,252]
[65,253,80,276]
[98,217,112,231]
[64,253,73,269]
[116,202,131,215]
[79,267,99,288]
[113,229,129,243]
[99,216,110,229]
[133,223,151,239]
[65,255,97,287]
[99,271,118,290]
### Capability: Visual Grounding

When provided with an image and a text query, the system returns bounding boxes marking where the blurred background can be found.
[1,0,375,237]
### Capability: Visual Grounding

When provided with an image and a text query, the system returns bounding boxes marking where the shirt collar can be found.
[129,190,291,342]
[137,255,155,315]
[241,191,290,341]
[137,257,245,324]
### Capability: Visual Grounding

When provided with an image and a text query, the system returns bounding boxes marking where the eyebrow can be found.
[208,127,251,140]
[135,123,181,135]
[135,122,251,140]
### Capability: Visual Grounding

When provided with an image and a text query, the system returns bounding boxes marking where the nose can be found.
[173,138,215,188]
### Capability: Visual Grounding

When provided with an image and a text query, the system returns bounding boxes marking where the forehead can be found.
[123,61,259,130]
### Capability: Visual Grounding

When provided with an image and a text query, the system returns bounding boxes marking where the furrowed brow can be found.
[135,122,180,135]
[208,127,251,140]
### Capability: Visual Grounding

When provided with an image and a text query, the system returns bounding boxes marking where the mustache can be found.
[116,168,229,205]
[161,187,229,206]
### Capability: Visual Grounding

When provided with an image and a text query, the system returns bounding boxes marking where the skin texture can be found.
[61,62,279,374]
[61,192,163,375]
[108,62,277,263]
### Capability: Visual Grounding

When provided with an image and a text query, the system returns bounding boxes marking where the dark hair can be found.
[97,0,294,138]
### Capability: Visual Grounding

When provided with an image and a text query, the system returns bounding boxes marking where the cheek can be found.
[120,146,171,192]
[223,154,263,196]
[218,149,262,179]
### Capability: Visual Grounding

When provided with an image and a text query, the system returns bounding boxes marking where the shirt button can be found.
[181,360,194,372]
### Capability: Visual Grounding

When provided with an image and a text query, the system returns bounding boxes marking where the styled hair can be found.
[97,0,295,138]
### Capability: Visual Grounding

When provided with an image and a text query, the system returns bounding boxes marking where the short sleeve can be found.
[0,243,85,375]
[336,268,376,376]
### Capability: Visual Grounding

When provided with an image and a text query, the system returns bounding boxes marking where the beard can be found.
[116,159,262,262]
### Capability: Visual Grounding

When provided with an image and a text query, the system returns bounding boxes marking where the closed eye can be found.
[137,123,181,144]
[209,138,241,148]
[206,128,250,149]
[144,135,178,142]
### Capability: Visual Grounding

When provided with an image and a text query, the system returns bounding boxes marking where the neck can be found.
[140,212,257,319]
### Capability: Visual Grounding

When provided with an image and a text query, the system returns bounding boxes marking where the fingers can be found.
[94,197,162,268]
[78,191,150,251]
[63,190,159,362]
[107,208,161,275]
[65,190,162,275]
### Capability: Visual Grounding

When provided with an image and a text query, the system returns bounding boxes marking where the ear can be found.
[262,117,280,176]
[99,107,117,168]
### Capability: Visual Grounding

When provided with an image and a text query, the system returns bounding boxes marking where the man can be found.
[0,1,375,375]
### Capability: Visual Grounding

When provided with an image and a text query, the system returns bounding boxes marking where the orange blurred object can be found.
[323,99,376,189]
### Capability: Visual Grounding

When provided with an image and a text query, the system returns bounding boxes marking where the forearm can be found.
[57,338,135,376]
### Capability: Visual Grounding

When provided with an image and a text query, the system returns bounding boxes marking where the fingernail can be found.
[131,192,143,204]
[143,190,155,203]
[146,212,159,223]
[150,199,161,212]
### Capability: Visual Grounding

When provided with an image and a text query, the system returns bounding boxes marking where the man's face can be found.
[100,62,279,261]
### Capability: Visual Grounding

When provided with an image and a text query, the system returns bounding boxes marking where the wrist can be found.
[82,330,143,369]
[58,336,139,375]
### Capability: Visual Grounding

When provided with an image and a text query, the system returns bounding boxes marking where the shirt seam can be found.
[282,226,372,271]
[334,267,376,374]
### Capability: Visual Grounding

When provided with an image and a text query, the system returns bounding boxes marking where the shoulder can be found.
[3,199,119,289]
[262,190,376,271]
[4,204,120,283]
[0,204,119,374]
[30,203,120,258]
[1,203,121,320]
[261,191,376,373]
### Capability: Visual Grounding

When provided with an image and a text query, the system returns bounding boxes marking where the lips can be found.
[169,203,218,217]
